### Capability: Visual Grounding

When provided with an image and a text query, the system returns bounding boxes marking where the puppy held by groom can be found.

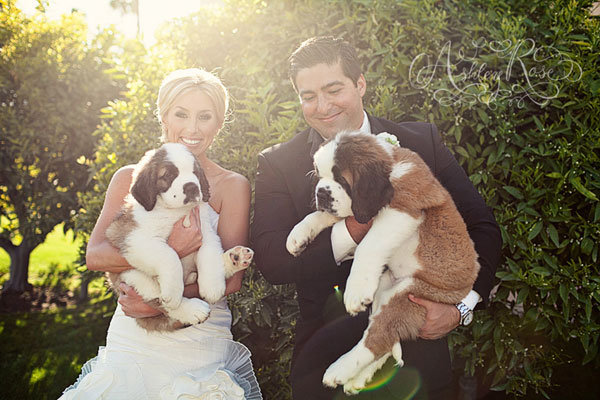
[251,36,502,400]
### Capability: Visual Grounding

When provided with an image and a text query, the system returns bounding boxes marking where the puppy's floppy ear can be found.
[351,161,394,223]
[194,161,210,202]
[131,149,161,211]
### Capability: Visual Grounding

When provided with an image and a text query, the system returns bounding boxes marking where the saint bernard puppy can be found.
[286,131,479,394]
[106,143,253,332]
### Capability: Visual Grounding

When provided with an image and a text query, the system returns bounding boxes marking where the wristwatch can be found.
[456,302,474,326]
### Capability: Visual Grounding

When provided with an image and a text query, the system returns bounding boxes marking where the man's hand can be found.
[168,206,203,258]
[118,282,162,318]
[345,216,373,244]
[408,294,460,339]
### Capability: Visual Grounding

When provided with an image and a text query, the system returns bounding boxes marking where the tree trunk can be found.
[78,274,90,302]
[3,241,33,293]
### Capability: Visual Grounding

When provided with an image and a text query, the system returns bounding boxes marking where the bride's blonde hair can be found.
[156,68,229,142]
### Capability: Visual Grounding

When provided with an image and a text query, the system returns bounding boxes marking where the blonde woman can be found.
[61,69,261,400]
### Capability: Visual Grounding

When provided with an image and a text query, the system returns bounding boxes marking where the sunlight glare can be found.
[16,0,223,45]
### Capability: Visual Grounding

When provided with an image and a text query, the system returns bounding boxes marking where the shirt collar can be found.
[358,110,371,134]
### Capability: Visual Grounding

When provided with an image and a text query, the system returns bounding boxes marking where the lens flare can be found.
[333,362,422,400]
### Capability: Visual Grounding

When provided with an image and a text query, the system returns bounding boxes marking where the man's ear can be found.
[356,74,366,97]
[351,162,393,223]
[131,151,160,211]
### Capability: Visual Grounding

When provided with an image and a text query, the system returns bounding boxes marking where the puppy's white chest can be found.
[387,231,421,279]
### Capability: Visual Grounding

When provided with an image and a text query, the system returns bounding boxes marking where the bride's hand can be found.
[168,206,203,258]
[118,283,162,318]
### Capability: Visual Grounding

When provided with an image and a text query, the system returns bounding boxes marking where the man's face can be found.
[295,62,366,140]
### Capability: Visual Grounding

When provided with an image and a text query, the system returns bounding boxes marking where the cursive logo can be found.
[409,38,582,108]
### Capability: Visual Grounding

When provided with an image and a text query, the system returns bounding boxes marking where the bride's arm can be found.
[86,167,135,273]
[216,173,251,295]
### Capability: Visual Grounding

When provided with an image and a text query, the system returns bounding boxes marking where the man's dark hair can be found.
[288,36,362,92]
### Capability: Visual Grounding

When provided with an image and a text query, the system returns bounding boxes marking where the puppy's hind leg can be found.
[120,269,161,301]
[343,353,392,395]
[126,242,185,310]
[167,297,210,325]
[322,338,376,389]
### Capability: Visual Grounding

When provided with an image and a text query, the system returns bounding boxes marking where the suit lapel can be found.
[295,128,321,217]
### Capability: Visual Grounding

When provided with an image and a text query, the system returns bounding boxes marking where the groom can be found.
[251,36,501,399]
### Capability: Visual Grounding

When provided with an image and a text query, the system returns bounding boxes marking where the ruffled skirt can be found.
[60,301,261,399]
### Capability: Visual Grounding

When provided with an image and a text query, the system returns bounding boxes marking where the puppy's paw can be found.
[322,354,354,388]
[286,223,315,257]
[187,298,210,324]
[342,382,362,396]
[343,287,374,316]
[343,275,378,315]
[223,246,253,276]
[169,297,210,325]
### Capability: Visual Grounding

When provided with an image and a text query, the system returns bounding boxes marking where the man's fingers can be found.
[408,294,429,308]
[118,282,131,295]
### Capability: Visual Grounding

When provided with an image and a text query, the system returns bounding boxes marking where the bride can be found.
[61,68,262,399]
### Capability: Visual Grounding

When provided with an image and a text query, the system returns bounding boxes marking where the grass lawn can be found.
[1,223,115,400]
[0,295,114,400]
[0,224,84,290]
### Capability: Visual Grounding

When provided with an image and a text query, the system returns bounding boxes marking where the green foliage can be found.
[0,1,120,291]
[70,0,599,397]
[0,296,114,400]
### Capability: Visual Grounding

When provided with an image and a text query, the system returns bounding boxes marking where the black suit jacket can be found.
[251,115,502,392]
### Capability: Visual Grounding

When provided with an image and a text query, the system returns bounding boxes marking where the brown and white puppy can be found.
[106,143,253,331]
[286,131,479,394]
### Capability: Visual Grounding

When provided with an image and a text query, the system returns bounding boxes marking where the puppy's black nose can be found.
[183,182,200,204]
[316,187,333,210]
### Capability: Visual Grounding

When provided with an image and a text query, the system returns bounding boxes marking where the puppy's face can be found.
[313,139,353,218]
[312,131,395,223]
[132,143,210,211]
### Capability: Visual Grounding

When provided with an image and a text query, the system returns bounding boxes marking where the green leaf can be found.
[531,267,551,276]
[559,283,569,304]
[581,238,594,255]
[585,298,592,323]
[503,185,524,200]
[547,224,560,247]
[516,287,529,304]
[495,339,504,361]
[533,115,544,131]
[528,221,543,240]
[570,177,599,201]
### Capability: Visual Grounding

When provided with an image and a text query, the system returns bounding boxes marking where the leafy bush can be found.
[76,0,599,398]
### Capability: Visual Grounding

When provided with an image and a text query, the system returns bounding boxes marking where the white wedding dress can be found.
[60,210,261,400]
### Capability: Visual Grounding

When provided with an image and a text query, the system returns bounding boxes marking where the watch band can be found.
[456,301,474,326]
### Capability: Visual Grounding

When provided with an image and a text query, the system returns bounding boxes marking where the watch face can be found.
[463,312,473,325]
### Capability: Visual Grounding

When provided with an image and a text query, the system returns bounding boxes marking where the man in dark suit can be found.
[251,36,502,400]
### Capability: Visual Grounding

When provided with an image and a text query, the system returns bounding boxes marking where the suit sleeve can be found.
[251,152,339,285]
[429,124,502,308]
